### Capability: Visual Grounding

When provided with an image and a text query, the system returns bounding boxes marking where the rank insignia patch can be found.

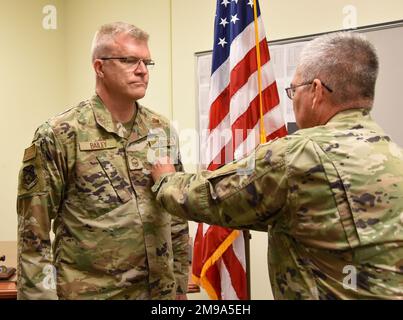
[22,165,38,190]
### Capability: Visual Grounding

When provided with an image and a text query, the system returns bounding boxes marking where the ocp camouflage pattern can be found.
[155,108,403,299]
[17,95,189,300]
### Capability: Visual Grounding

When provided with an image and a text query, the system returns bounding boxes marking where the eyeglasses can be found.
[99,57,155,70]
[285,81,333,99]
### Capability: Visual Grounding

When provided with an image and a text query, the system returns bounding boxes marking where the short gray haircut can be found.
[91,22,149,61]
[297,32,379,105]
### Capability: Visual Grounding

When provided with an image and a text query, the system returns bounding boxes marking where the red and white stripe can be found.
[202,16,286,170]
[194,12,286,301]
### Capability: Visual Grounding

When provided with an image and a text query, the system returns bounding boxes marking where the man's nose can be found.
[134,60,148,74]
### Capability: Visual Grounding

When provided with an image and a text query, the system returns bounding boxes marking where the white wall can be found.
[0,0,67,241]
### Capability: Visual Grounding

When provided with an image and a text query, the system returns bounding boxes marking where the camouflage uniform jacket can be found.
[17,95,189,300]
[154,108,403,299]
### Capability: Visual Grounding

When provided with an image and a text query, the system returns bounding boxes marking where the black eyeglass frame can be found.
[99,57,155,68]
[285,80,333,100]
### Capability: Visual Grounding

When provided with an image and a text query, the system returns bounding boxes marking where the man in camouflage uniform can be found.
[17,22,189,300]
[151,32,403,299]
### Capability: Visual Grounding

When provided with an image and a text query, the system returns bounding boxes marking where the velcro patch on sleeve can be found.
[23,145,37,162]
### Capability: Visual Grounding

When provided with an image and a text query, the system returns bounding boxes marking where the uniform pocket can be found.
[147,137,179,165]
[97,155,132,203]
[74,150,132,211]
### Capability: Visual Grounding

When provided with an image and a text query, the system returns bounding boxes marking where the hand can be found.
[175,294,188,300]
[151,156,176,182]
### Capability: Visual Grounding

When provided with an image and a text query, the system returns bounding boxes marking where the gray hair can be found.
[91,22,149,61]
[297,32,379,105]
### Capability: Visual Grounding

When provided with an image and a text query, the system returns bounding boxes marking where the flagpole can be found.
[242,230,251,299]
[200,0,284,300]
[249,0,267,301]
[252,0,267,144]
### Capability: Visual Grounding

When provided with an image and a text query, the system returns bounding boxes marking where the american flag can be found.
[193,0,287,300]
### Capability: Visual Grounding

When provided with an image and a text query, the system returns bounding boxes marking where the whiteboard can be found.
[195,20,403,147]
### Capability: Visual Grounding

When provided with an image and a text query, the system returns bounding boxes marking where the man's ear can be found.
[93,59,104,78]
[311,78,324,109]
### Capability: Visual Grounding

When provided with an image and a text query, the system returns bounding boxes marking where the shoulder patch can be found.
[23,145,37,162]
[22,165,38,190]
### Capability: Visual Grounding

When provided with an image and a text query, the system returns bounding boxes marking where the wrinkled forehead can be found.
[108,33,150,56]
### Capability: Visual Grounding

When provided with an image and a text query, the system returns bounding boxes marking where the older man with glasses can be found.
[16,22,189,300]
[151,32,403,299]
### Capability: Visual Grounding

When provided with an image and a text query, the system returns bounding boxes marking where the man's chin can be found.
[129,90,146,101]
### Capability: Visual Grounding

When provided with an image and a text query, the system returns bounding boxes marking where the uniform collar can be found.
[130,104,151,142]
[90,94,148,141]
[326,107,371,126]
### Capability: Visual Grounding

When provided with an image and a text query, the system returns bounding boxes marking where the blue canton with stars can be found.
[211,0,262,75]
